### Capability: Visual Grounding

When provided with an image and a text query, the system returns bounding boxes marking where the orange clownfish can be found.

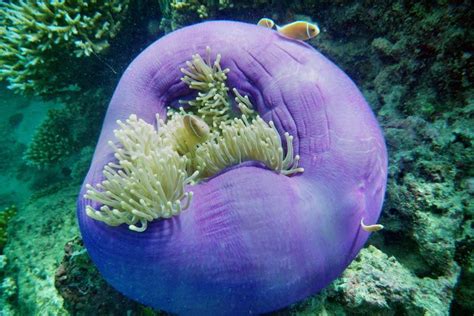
[257,18,320,41]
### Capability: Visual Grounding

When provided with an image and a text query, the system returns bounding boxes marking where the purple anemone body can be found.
[77,21,388,315]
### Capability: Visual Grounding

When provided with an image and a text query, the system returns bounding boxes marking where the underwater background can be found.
[0,1,472,315]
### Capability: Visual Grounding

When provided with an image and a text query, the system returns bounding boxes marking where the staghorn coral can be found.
[0,0,129,96]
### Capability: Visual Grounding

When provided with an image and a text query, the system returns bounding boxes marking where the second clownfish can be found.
[257,18,320,41]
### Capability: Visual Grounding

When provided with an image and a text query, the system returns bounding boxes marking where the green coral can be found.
[24,108,75,167]
[24,89,108,167]
[158,0,271,32]
[0,205,17,254]
[0,0,129,96]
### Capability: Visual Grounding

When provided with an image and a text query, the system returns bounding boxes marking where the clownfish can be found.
[257,18,320,41]
[257,18,275,29]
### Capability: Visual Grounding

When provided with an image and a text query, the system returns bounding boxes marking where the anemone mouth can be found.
[84,46,304,232]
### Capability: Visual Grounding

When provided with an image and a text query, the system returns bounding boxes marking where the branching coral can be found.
[0,0,129,95]
[171,0,209,19]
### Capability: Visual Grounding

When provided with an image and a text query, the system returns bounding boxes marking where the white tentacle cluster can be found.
[195,115,303,177]
[84,115,197,232]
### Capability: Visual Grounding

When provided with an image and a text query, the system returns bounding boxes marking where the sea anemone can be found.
[84,48,303,232]
[77,21,387,314]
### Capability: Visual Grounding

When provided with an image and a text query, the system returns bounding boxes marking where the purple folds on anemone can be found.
[77,21,388,315]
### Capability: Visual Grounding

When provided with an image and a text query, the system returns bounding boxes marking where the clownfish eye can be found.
[309,24,319,36]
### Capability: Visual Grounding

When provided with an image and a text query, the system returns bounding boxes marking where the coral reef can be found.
[0,0,130,96]
[158,0,271,32]
[0,205,16,254]
[0,254,17,315]
[3,184,79,314]
[55,237,150,315]
[24,89,108,168]
[292,246,461,315]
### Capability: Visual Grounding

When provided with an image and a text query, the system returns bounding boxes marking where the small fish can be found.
[183,114,210,142]
[257,18,320,41]
[257,18,275,29]
[277,21,320,41]
[360,218,384,232]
